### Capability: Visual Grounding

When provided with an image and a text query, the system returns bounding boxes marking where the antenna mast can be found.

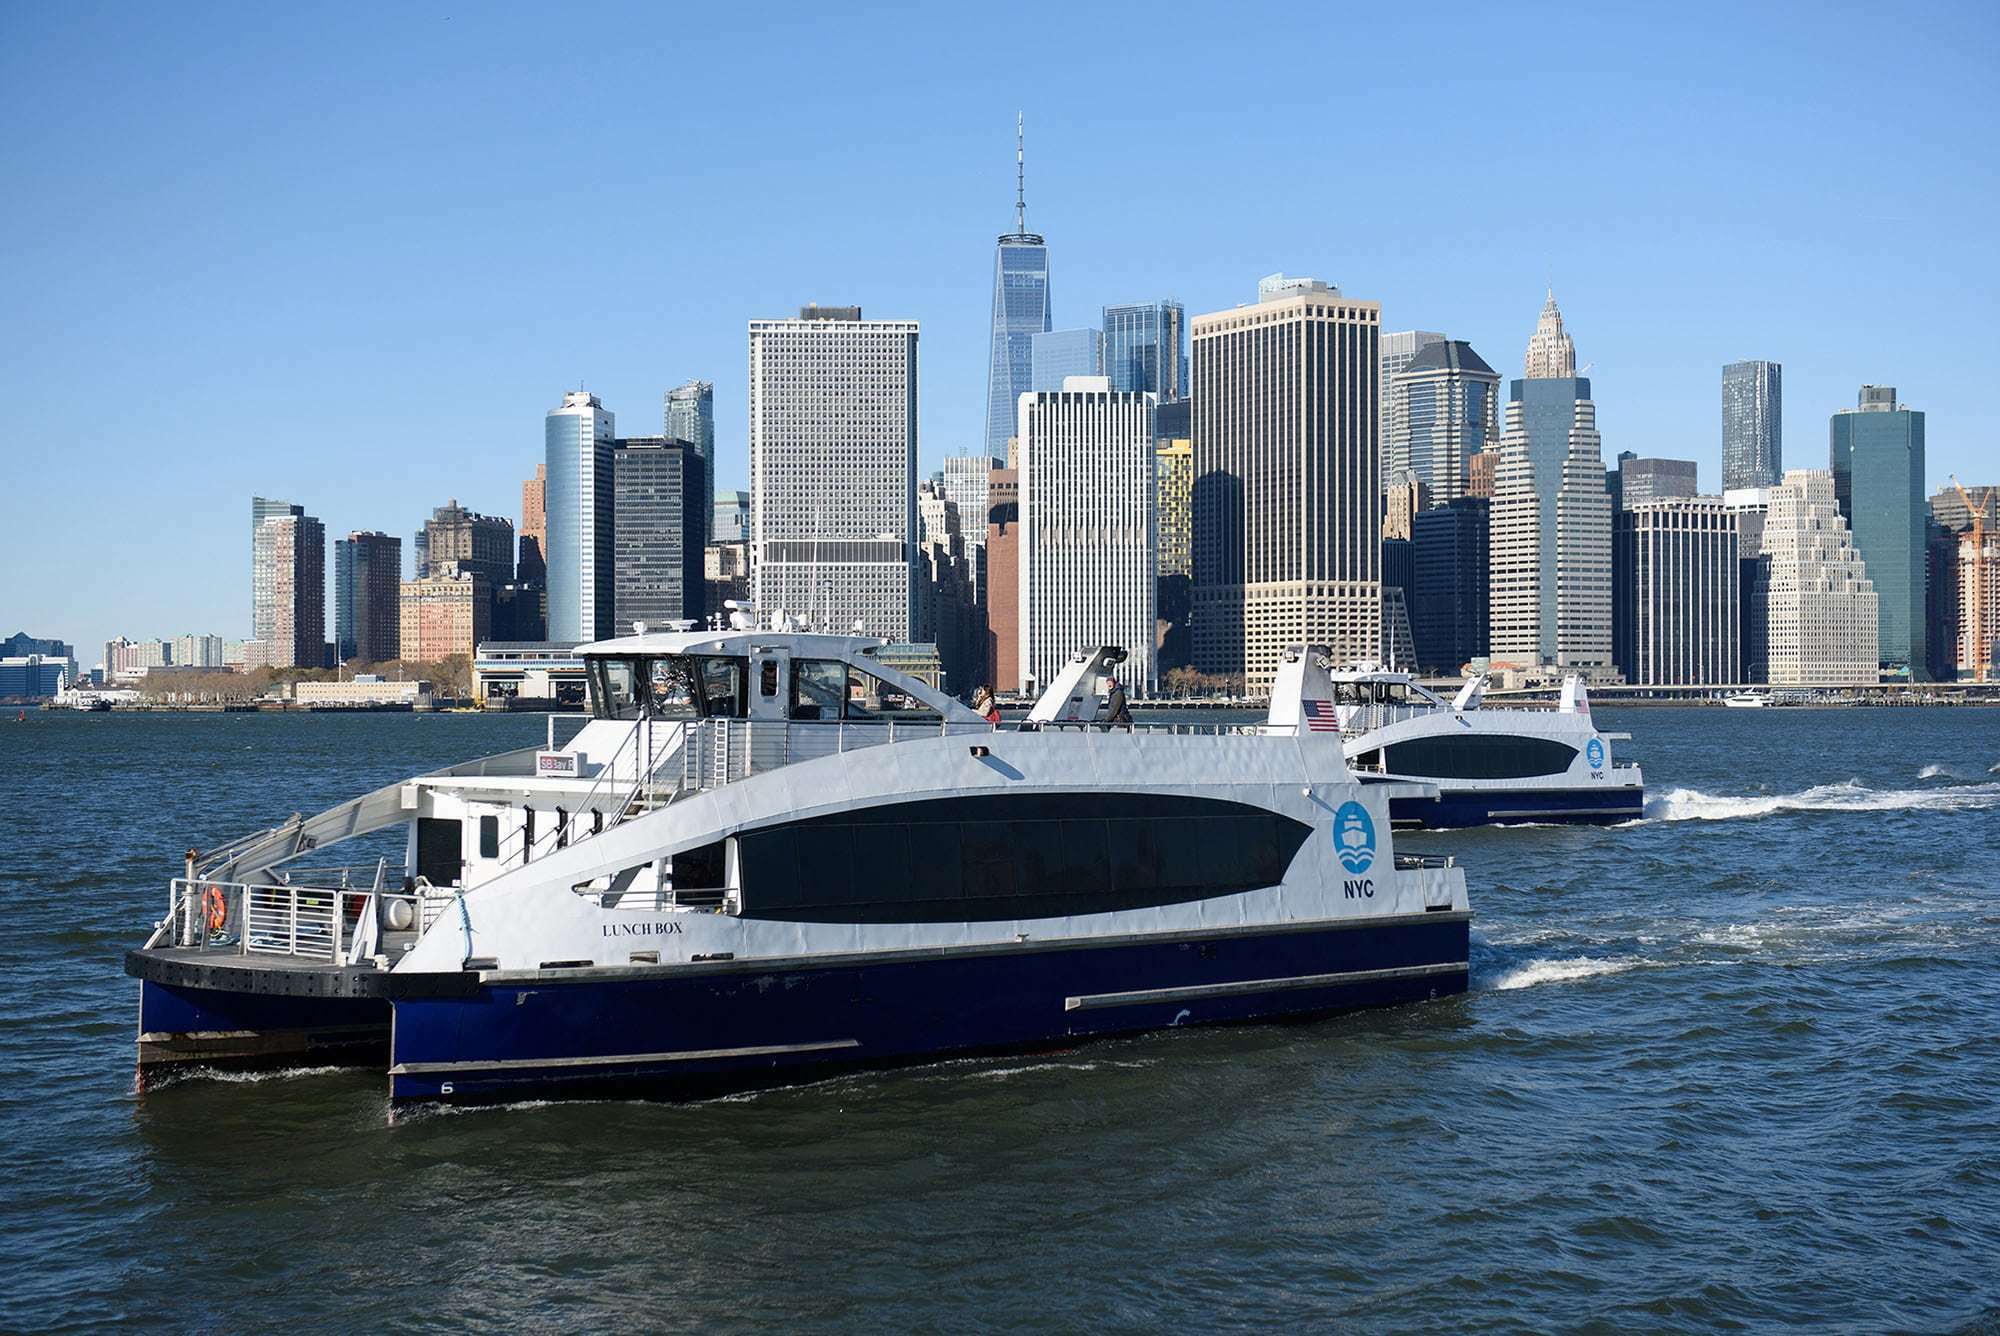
[1015,112,1026,234]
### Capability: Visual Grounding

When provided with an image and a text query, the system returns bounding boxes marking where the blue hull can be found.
[1382,784,1644,829]
[136,975,388,1072]
[386,915,1470,1103]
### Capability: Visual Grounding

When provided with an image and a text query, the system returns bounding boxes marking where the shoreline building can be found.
[1723,488,1773,683]
[518,464,548,584]
[1016,376,1158,691]
[1830,384,1926,676]
[1103,300,1187,399]
[1722,360,1782,491]
[1380,330,1443,490]
[334,531,402,662]
[1489,291,1613,674]
[401,569,490,665]
[982,115,1051,459]
[256,509,326,668]
[613,437,707,631]
[984,466,1021,691]
[749,305,918,639]
[1763,469,1877,685]
[1411,496,1490,675]
[1385,339,1499,504]
[250,497,303,645]
[1029,328,1101,391]
[1615,497,1739,685]
[664,380,716,551]
[545,390,617,643]
[1191,274,1381,690]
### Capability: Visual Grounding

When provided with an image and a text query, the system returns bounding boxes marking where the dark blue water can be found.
[3,708,1997,1331]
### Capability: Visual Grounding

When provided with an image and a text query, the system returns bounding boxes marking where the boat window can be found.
[478,815,499,860]
[791,658,847,721]
[845,664,940,720]
[591,657,644,720]
[759,659,778,699]
[733,793,1312,924]
[1383,735,1579,780]
[645,659,697,720]
[690,656,747,719]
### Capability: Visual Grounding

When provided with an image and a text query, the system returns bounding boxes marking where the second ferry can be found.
[125,622,1471,1105]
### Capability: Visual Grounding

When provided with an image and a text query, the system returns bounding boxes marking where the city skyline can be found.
[4,5,1997,658]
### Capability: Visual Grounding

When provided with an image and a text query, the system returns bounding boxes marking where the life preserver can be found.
[203,885,228,932]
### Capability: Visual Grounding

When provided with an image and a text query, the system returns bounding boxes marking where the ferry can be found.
[1279,663,1644,828]
[124,624,1470,1105]
[1722,690,1773,708]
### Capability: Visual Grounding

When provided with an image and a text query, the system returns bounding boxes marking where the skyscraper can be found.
[1154,437,1192,579]
[984,465,1021,690]
[1411,497,1490,674]
[259,511,325,668]
[1380,330,1445,489]
[1102,300,1187,398]
[421,500,514,589]
[545,390,617,643]
[665,380,716,549]
[1830,384,1926,675]
[749,305,918,638]
[1385,339,1499,504]
[982,115,1051,458]
[714,490,751,544]
[518,464,548,584]
[1191,276,1381,690]
[251,496,302,643]
[1722,360,1782,490]
[1724,487,1773,682]
[1489,291,1613,671]
[1615,456,1700,509]
[334,531,402,662]
[1764,469,1877,685]
[1615,497,1739,685]
[1029,328,1102,391]
[1016,377,1157,690]
[612,438,707,631]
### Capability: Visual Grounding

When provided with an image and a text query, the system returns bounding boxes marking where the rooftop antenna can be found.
[1015,112,1027,234]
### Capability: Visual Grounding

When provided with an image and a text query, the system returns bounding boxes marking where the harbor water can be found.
[2,708,1996,1330]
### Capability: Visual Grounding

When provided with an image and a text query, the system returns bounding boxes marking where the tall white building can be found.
[749,306,918,638]
[1624,497,1739,685]
[1017,377,1157,690]
[545,390,617,643]
[1191,277,1382,691]
[1764,469,1878,685]
[173,634,225,669]
[1490,292,1613,671]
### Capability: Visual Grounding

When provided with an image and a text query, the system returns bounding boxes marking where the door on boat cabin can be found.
[415,816,464,889]
[461,801,519,888]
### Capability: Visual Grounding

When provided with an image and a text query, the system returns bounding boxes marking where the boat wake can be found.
[1487,956,1641,991]
[1918,762,1991,782]
[1643,779,2000,823]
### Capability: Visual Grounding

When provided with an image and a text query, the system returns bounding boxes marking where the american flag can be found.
[1302,699,1340,733]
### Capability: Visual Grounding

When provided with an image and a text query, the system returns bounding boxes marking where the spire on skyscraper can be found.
[1000,113,1043,245]
[1525,288,1577,379]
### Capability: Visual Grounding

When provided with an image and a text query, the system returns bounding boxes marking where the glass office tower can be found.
[1830,384,1926,675]
[982,118,1051,458]
[1722,360,1782,490]
[1102,300,1187,398]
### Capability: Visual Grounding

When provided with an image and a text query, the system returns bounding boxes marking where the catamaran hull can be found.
[130,955,390,1074]
[1380,784,1644,829]
[384,914,1470,1103]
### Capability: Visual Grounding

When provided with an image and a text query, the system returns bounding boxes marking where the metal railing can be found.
[164,874,422,967]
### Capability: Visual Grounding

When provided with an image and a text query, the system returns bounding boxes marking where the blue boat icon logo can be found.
[1586,738,1605,769]
[1333,801,1375,874]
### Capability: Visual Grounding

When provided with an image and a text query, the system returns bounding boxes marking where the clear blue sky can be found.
[4,1,1995,662]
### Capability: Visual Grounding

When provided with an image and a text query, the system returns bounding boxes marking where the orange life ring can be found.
[203,885,228,933]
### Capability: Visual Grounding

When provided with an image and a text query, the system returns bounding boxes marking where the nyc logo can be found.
[1333,801,1376,874]
[1586,737,1605,769]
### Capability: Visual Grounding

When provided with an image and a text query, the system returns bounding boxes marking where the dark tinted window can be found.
[1383,734,1578,779]
[735,793,1311,924]
[478,815,499,860]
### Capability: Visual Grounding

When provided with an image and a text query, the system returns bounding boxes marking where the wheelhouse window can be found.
[690,657,747,719]
[590,657,644,720]
[846,663,940,720]
[590,655,745,720]
[791,659,847,721]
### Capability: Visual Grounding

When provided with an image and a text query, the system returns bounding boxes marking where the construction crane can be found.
[1950,475,1992,682]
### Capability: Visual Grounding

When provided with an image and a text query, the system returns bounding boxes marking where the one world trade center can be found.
[982,114,1051,460]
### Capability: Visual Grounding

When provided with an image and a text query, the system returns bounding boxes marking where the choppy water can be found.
[3,707,1998,1331]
